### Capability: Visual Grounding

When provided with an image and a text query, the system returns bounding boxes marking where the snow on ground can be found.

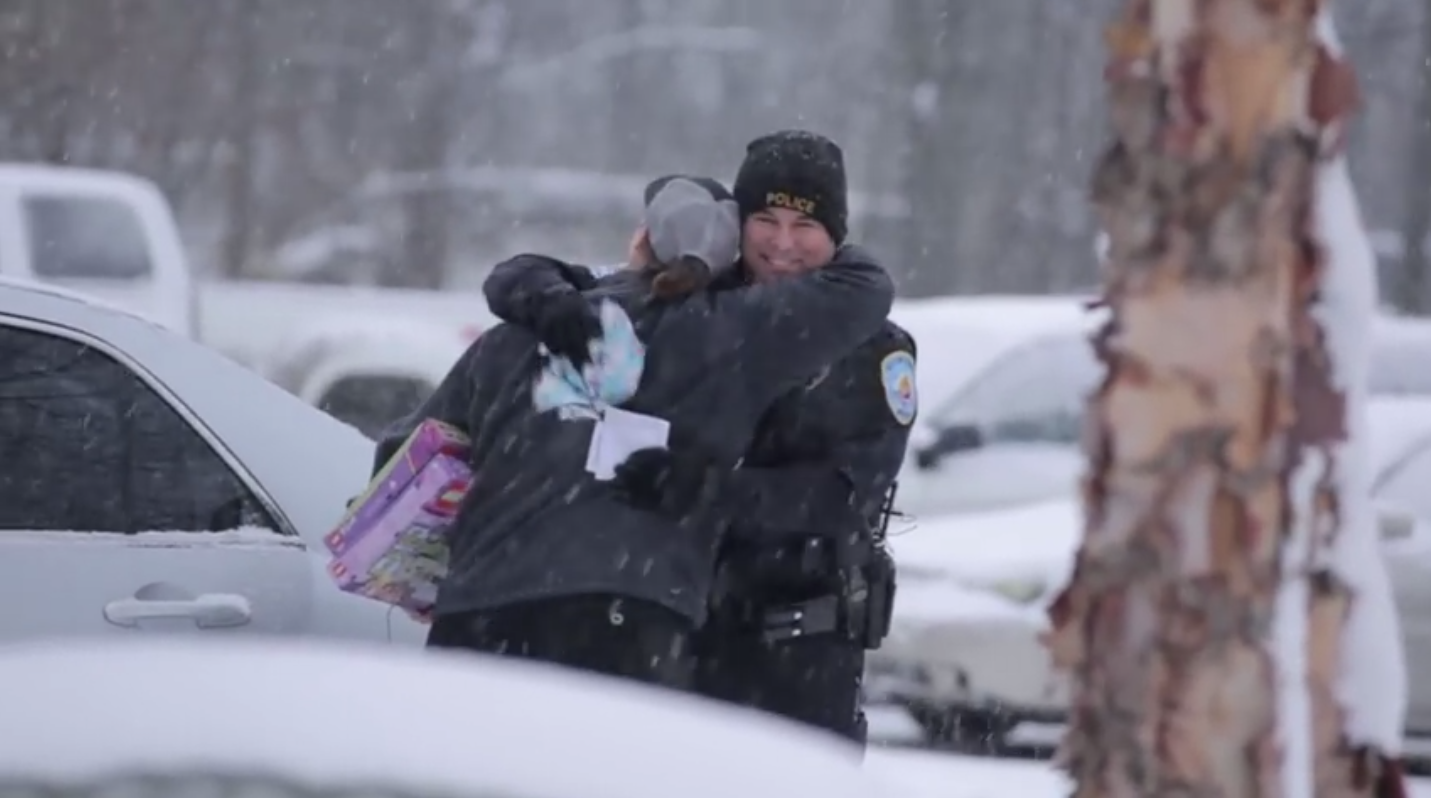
[868,748,1067,798]
[865,701,1431,797]
[858,705,1067,797]
[865,699,1431,796]
[867,747,1431,798]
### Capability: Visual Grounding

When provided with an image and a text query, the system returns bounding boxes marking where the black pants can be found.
[692,615,867,748]
[427,594,694,690]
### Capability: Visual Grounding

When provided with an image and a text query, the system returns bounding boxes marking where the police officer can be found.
[376,175,895,689]
[680,131,911,747]
[481,131,912,746]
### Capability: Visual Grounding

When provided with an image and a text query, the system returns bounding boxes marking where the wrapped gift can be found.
[325,419,471,612]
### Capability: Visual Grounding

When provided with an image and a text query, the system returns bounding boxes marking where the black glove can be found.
[530,291,602,369]
[612,446,724,518]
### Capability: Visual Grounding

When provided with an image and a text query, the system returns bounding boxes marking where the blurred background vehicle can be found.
[873,395,1431,758]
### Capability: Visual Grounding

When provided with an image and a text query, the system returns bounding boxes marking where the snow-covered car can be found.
[893,299,1100,518]
[899,311,1431,519]
[873,396,1431,747]
[0,638,908,798]
[0,277,425,644]
[887,294,1093,424]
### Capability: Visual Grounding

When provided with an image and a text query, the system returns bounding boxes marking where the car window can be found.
[0,324,278,533]
[318,375,434,439]
[22,194,154,279]
[928,333,1100,445]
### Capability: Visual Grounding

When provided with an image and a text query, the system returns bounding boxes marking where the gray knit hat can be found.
[642,175,741,275]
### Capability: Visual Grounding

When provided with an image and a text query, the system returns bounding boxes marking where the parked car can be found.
[888,294,1093,418]
[899,312,1431,519]
[0,638,906,798]
[258,316,471,439]
[895,310,1101,518]
[0,277,425,644]
[873,395,1431,748]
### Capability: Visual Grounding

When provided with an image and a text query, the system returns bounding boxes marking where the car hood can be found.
[890,500,1082,596]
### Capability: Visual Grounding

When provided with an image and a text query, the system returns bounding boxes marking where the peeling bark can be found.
[1045,1,1406,797]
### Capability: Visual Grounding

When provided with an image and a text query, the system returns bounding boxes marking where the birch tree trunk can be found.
[1043,1,1409,796]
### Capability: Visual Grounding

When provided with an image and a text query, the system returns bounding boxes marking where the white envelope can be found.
[585,407,671,480]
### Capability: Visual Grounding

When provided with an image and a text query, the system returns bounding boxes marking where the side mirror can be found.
[1378,509,1416,542]
[914,423,983,470]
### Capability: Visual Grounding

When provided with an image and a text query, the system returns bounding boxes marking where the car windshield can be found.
[924,331,1101,433]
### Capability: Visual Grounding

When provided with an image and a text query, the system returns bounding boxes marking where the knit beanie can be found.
[639,174,741,300]
[731,130,849,244]
[641,175,740,271]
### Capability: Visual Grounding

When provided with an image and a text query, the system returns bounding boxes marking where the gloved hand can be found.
[530,291,602,370]
[612,445,724,518]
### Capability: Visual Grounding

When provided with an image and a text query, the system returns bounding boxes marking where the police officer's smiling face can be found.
[741,207,836,282]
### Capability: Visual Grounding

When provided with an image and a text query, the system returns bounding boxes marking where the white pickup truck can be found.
[0,163,494,437]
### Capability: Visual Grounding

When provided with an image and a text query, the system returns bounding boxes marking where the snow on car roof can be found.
[0,638,893,798]
[0,275,167,328]
[0,162,160,195]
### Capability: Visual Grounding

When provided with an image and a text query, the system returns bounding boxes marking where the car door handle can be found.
[104,593,253,629]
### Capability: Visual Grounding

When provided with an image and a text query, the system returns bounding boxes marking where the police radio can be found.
[861,481,900,649]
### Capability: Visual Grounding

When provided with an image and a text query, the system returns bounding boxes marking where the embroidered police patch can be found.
[880,350,917,426]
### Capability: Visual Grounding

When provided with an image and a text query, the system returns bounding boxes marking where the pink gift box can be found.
[325,419,471,612]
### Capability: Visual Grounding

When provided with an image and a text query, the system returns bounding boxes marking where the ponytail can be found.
[646,256,712,302]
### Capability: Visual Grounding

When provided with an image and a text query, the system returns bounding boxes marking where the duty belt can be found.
[759,593,844,643]
[755,546,896,649]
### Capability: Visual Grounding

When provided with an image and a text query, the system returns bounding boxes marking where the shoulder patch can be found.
[880,350,917,426]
